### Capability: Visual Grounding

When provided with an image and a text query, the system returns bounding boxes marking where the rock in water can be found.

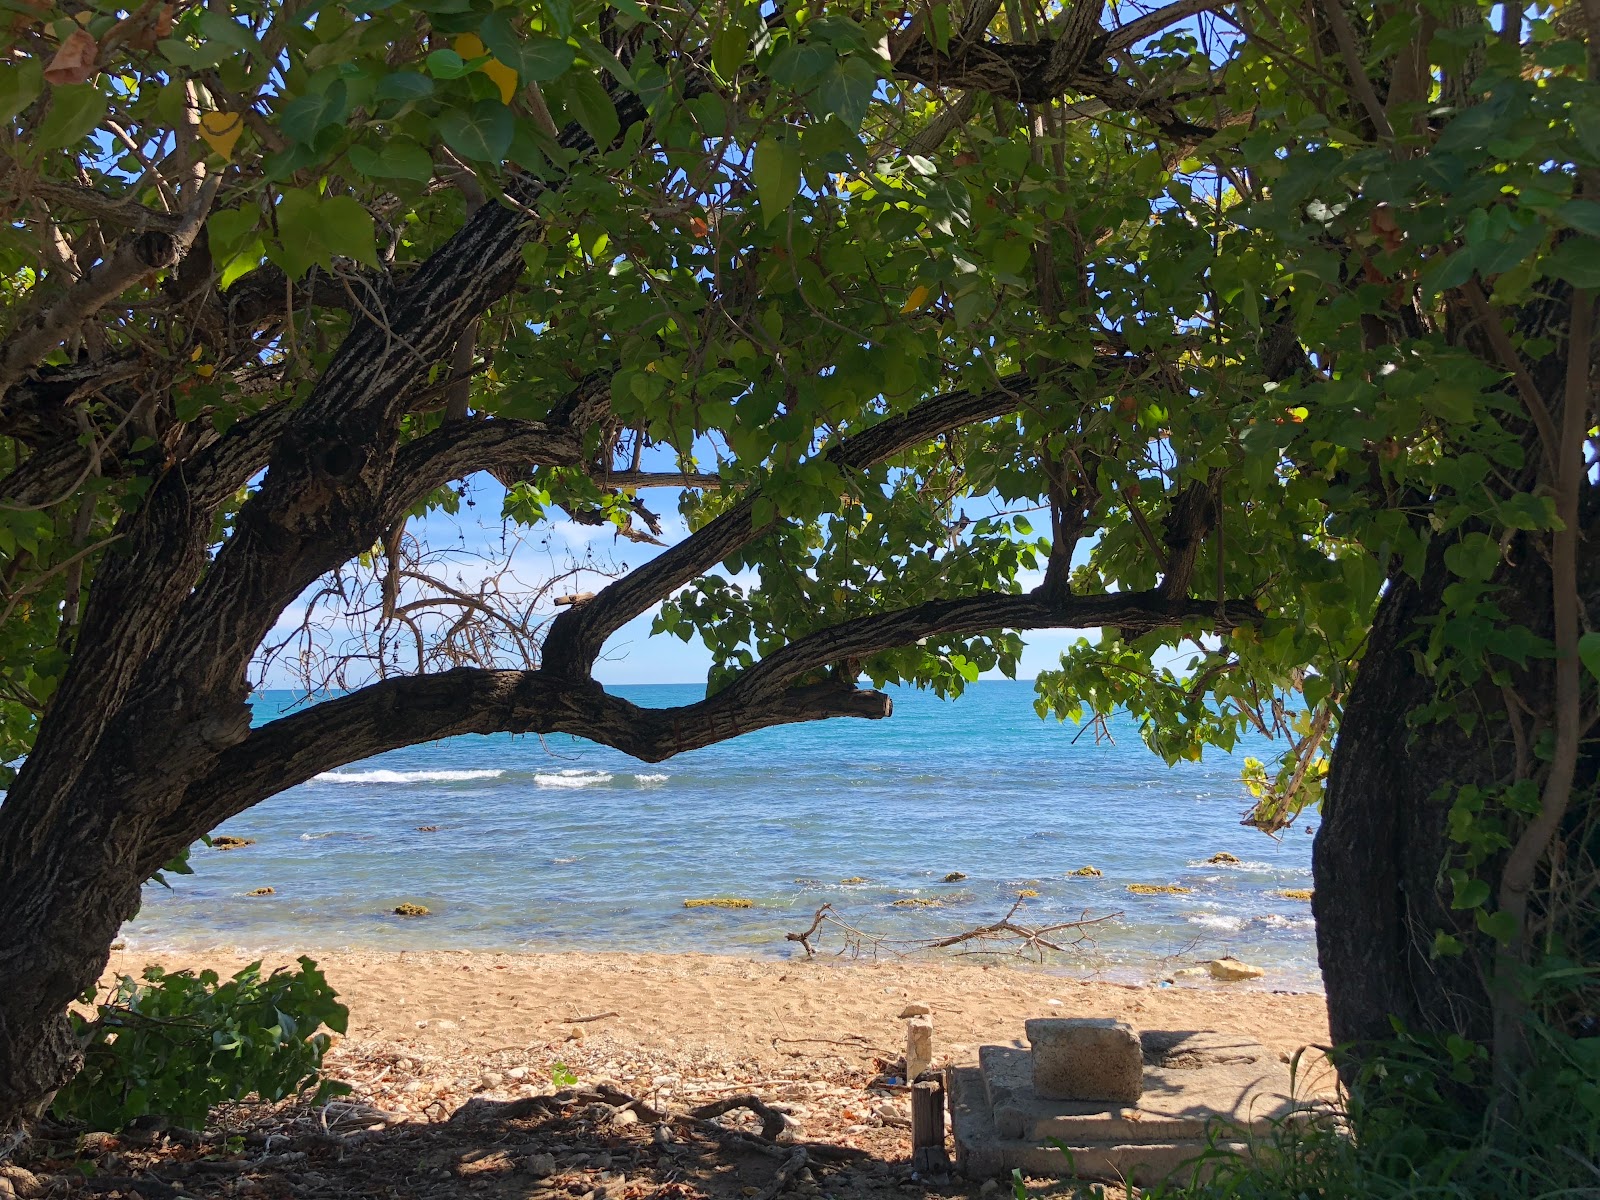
[1069,865,1103,877]
[1208,957,1266,981]
[1206,852,1240,864]
[1025,1017,1143,1103]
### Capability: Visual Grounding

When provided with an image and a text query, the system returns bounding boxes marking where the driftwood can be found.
[783,895,1123,962]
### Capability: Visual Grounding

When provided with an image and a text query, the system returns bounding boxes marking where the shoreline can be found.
[103,947,1336,1113]
[113,936,1326,996]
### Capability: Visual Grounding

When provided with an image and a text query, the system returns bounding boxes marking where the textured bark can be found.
[1316,503,1600,1061]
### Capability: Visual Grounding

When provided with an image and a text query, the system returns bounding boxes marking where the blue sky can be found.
[254,470,1096,689]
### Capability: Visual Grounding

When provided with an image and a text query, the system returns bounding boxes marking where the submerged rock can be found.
[1017,888,1040,898]
[683,897,754,909]
[1126,883,1191,895]
[1069,866,1103,877]
[892,897,942,908]
[417,825,441,832]
[1277,888,1314,901]
[942,872,968,883]
[393,903,431,917]
[838,877,870,885]
[211,835,255,850]
[245,887,275,897]
[1208,957,1266,981]
[1206,852,1240,865]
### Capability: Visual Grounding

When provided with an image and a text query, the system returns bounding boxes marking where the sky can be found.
[253,470,1099,690]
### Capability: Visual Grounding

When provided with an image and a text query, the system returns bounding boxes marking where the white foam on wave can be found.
[534,769,614,789]
[315,768,506,784]
[634,773,669,785]
[1186,913,1247,932]
[1258,913,1315,931]
[1185,858,1275,872]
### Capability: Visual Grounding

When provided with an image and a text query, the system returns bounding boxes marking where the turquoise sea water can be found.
[124,680,1321,989]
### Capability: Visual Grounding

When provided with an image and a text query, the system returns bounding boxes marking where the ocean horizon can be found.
[124,679,1321,990]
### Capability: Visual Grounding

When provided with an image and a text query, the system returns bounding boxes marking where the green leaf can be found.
[712,22,748,80]
[1579,632,1600,683]
[1544,238,1600,288]
[207,209,259,261]
[481,13,576,81]
[564,70,619,147]
[374,72,435,103]
[542,0,575,37]
[1442,532,1500,581]
[36,85,107,151]
[425,48,472,78]
[318,196,379,268]
[1451,876,1490,910]
[348,140,435,182]
[439,100,515,162]
[816,56,876,131]
[1476,908,1518,944]
[766,42,833,87]
[1557,200,1600,237]
[280,80,349,145]
[269,188,324,279]
[753,138,802,225]
[0,57,42,123]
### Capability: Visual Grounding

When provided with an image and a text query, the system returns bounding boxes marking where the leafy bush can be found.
[52,957,349,1132]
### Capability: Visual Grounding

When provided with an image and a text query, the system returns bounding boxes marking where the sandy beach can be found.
[3,949,1341,1200]
[103,947,1335,1118]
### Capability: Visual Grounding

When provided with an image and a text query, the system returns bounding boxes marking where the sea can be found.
[123,680,1322,990]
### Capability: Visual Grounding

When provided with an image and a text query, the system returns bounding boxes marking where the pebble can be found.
[898,1002,932,1018]
[613,1109,639,1127]
[568,1025,586,1041]
[507,1067,528,1081]
[481,1071,504,1088]
[979,1180,1000,1195]
[523,1154,557,1177]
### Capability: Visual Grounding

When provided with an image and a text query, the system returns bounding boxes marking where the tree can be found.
[0,0,1593,1149]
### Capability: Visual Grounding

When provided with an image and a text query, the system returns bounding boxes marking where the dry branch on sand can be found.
[783,897,1122,963]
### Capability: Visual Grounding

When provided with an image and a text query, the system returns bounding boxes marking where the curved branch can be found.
[0,177,218,404]
[541,366,1135,678]
[176,580,1255,838]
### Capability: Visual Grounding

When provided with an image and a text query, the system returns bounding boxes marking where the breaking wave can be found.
[315,768,506,784]
[534,769,614,789]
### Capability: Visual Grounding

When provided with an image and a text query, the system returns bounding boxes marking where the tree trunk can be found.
[1316,507,1600,1069]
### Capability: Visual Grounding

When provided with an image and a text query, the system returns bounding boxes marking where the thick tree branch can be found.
[539,367,1119,678]
[0,177,218,404]
[386,417,588,519]
[178,584,1253,837]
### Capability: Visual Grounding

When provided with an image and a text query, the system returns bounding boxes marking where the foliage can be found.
[0,0,1595,1140]
[52,958,349,1132]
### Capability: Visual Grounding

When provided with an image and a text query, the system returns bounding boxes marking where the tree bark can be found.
[1316,504,1600,1070]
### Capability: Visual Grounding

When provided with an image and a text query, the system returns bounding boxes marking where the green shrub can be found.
[53,957,349,1132]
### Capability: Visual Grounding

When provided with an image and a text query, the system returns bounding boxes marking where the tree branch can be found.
[0,177,218,404]
[539,367,1113,678]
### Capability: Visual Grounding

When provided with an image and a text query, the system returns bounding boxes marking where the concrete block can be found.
[906,1016,933,1082]
[1026,1017,1142,1103]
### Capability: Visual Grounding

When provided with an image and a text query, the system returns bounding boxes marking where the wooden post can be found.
[910,1075,950,1173]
